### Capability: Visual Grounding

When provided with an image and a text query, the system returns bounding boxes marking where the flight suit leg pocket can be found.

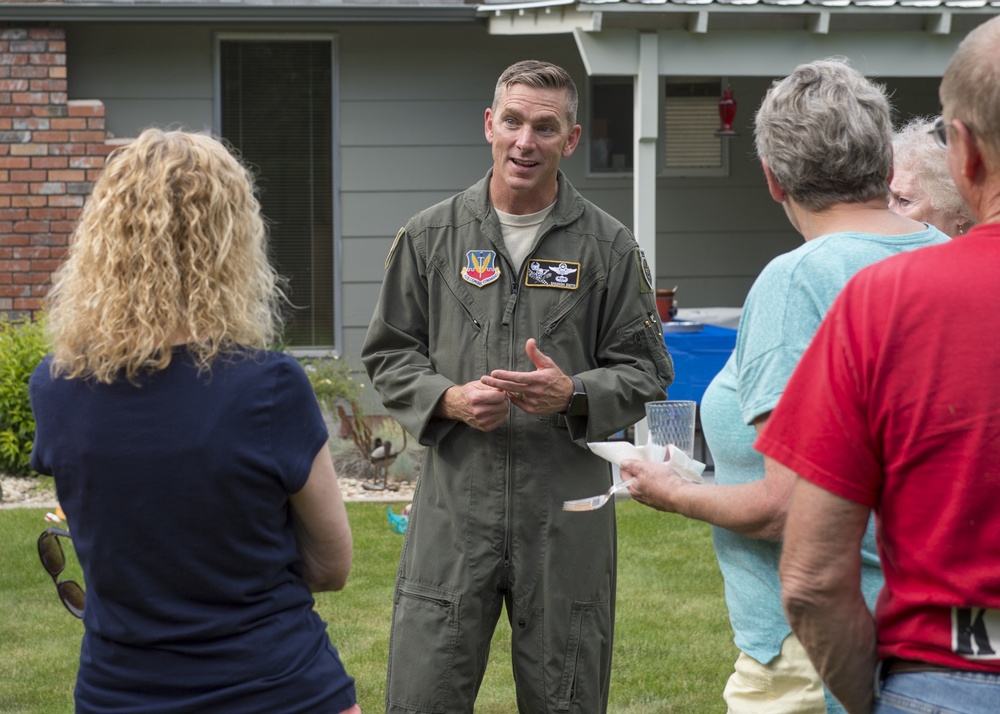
[555,600,611,712]
[387,579,460,713]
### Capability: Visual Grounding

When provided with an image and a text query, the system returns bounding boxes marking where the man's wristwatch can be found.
[562,375,588,416]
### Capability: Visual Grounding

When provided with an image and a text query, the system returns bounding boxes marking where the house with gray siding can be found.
[1,1,995,392]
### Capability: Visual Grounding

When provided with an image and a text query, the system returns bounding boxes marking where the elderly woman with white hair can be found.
[620,58,949,713]
[890,116,974,236]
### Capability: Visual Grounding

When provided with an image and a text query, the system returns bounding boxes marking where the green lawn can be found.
[0,501,736,713]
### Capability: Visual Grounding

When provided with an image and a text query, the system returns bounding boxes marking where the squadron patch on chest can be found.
[525,259,580,290]
[461,249,501,288]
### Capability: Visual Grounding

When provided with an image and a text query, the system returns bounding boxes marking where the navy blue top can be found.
[30,347,356,713]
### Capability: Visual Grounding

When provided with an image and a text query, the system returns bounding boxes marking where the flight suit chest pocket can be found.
[427,254,493,379]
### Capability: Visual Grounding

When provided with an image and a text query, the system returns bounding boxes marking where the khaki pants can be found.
[723,633,827,714]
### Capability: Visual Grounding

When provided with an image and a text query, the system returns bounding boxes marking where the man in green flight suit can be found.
[362,59,674,714]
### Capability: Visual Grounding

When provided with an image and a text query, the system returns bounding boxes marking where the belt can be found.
[882,658,959,676]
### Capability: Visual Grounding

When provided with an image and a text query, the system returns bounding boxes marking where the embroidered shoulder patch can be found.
[525,259,580,290]
[638,250,654,293]
[385,227,405,270]
[462,249,501,288]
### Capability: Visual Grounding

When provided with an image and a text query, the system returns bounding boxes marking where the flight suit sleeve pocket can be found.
[616,313,674,385]
[387,579,461,712]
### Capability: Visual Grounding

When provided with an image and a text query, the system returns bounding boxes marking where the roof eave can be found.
[0,3,482,23]
[478,0,999,15]
[478,0,997,36]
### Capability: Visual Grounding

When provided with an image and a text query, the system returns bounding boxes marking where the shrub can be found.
[299,355,373,452]
[299,355,422,485]
[299,355,365,418]
[0,314,49,477]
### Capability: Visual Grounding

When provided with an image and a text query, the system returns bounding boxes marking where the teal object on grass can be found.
[387,507,408,534]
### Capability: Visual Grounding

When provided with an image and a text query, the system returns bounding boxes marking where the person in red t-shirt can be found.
[756,16,1000,714]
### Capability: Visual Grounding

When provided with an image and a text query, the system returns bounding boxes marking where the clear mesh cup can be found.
[645,400,697,457]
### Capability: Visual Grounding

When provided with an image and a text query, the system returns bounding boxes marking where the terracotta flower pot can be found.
[655,289,676,322]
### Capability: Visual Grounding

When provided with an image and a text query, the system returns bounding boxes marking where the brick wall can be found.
[0,26,115,319]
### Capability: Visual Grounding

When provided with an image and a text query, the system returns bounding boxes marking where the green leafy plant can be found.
[299,356,419,486]
[0,314,49,477]
[299,355,375,456]
[299,355,365,418]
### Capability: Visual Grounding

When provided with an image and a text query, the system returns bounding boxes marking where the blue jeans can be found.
[873,661,1000,713]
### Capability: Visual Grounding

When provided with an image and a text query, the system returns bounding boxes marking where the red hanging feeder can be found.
[714,87,739,137]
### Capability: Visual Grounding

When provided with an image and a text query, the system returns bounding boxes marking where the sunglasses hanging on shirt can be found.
[37,527,85,619]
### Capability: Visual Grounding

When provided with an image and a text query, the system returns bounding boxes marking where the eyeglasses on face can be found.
[37,527,85,619]
[929,115,949,150]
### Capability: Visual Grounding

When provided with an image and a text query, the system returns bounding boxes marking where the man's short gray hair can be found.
[493,60,579,126]
[754,57,892,212]
[940,16,1000,171]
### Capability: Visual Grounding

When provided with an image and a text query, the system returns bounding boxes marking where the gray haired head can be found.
[940,16,1000,172]
[755,57,892,211]
[493,60,579,126]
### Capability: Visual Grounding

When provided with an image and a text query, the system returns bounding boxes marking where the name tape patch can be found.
[525,259,580,290]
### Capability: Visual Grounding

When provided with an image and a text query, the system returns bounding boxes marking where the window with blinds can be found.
[589,77,729,176]
[220,39,334,349]
[664,82,723,169]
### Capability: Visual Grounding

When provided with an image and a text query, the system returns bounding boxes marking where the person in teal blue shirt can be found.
[621,58,949,713]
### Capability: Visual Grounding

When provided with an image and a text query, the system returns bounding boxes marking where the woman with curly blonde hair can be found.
[30,128,361,714]
[46,128,283,382]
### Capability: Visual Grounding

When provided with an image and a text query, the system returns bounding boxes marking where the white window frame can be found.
[213,32,341,357]
[586,75,731,179]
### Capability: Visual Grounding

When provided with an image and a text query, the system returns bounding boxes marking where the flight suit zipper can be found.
[502,271,518,574]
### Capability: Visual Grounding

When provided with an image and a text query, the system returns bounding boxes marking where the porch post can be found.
[633,30,658,447]
[633,30,658,277]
